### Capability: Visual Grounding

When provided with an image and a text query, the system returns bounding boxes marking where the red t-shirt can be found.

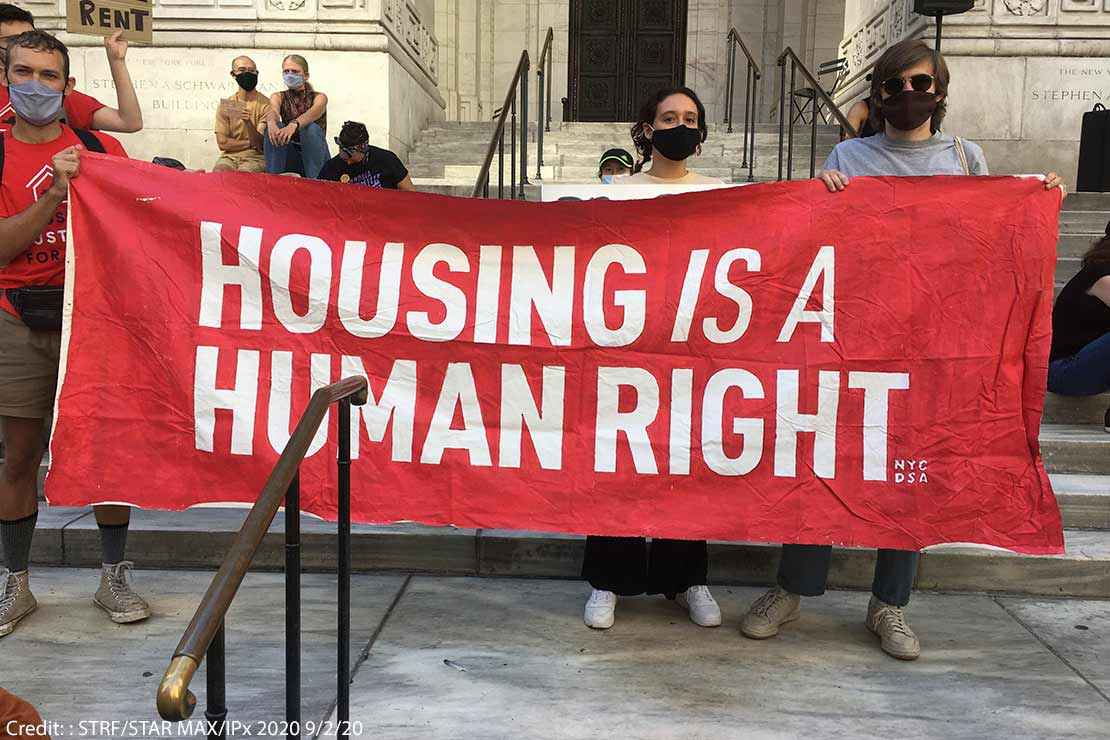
[0,87,107,130]
[0,125,127,317]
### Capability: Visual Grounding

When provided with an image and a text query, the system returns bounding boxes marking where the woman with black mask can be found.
[740,39,1064,662]
[580,86,723,631]
[623,87,721,185]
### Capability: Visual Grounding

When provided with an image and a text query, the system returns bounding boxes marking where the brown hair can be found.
[629,86,708,173]
[1085,223,1110,268]
[867,39,949,134]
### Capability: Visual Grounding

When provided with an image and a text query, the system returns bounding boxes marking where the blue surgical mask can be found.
[283,71,305,89]
[8,80,64,126]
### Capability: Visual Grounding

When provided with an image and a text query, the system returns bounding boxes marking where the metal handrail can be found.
[723,28,761,182]
[157,377,369,735]
[473,50,530,199]
[536,27,554,180]
[775,46,857,181]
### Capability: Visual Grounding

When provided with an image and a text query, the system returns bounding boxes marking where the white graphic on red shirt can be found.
[0,101,12,119]
[25,165,54,202]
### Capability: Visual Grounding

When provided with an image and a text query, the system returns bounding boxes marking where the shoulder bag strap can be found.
[953,136,971,176]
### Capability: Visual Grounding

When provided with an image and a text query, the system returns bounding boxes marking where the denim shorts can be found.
[1048,331,1110,396]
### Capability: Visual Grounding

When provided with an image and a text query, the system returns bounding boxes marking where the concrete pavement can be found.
[1,567,1108,739]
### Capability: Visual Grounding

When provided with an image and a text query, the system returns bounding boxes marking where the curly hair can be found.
[630,86,708,173]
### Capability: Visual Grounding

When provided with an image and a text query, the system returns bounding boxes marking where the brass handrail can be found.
[472,49,530,198]
[776,46,856,135]
[726,27,762,79]
[157,376,369,722]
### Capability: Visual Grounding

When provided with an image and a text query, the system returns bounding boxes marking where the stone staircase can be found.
[409,121,842,196]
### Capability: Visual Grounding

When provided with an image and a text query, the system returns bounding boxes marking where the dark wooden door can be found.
[567,0,688,122]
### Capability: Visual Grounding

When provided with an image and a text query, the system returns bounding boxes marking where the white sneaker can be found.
[583,589,617,629]
[740,586,800,639]
[676,585,722,627]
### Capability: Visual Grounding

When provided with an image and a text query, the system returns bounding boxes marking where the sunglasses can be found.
[881,73,935,96]
[335,141,369,157]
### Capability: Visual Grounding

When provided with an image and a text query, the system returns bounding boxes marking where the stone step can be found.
[27,507,1110,598]
[1058,233,1098,258]
[1062,191,1110,210]
[1052,473,1110,529]
[1043,392,1109,426]
[1040,424,1110,474]
[1056,256,1083,285]
[1059,211,1110,234]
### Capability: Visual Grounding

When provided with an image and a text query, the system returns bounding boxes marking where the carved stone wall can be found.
[29,1,445,168]
[835,0,926,104]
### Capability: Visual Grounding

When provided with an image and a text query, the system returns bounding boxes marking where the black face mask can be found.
[650,125,701,161]
[234,71,259,92]
[880,90,939,132]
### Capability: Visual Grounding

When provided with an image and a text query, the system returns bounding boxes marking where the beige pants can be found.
[0,308,60,419]
[213,151,266,173]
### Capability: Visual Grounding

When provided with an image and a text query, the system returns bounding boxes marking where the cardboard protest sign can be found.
[66,0,152,44]
[47,156,1065,554]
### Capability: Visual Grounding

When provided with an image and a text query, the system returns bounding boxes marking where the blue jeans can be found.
[1048,332,1110,396]
[264,121,329,178]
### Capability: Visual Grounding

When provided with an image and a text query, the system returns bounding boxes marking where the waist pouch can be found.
[5,286,63,332]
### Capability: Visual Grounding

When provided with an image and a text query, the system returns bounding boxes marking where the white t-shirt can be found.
[622,170,724,185]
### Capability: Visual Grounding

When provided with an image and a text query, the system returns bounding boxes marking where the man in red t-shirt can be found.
[0,30,150,639]
[0,4,142,132]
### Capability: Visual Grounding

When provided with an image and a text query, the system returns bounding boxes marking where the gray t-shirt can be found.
[823,132,989,178]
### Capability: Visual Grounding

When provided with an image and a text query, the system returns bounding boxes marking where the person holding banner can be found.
[1048,224,1110,430]
[0,30,149,638]
[264,54,329,178]
[581,85,723,631]
[0,5,142,133]
[623,87,721,185]
[740,38,1064,660]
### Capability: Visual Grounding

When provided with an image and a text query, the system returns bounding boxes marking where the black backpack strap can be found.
[72,128,106,153]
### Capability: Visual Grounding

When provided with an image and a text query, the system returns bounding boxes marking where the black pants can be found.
[582,536,708,596]
[777,544,918,607]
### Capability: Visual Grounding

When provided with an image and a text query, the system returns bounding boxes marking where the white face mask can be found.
[601,173,629,184]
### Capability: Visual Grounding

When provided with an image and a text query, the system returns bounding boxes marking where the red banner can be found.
[47,155,1064,554]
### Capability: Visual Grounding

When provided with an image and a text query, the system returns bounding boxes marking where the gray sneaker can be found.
[93,562,151,624]
[740,586,800,639]
[866,596,920,660]
[0,569,37,638]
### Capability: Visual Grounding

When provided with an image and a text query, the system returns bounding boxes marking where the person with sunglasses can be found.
[317,120,415,191]
[739,38,1065,662]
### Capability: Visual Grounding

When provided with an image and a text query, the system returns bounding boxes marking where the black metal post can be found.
[510,96,517,200]
[740,63,751,167]
[777,61,786,181]
[285,472,300,738]
[786,62,796,180]
[748,71,757,182]
[337,401,352,739]
[725,37,736,134]
[520,71,529,191]
[205,621,227,739]
[935,14,943,51]
[497,130,504,200]
[536,68,545,180]
[810,90,818,177]
[545,52,552,132]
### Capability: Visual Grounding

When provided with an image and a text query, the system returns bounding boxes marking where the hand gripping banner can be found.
[47,155,1065,554]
